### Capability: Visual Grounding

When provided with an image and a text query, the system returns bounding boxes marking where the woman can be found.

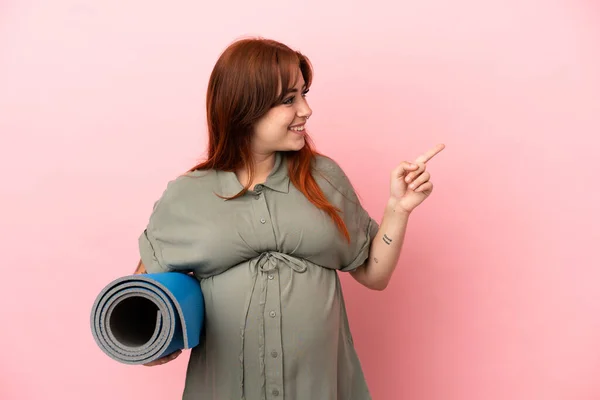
[135,37,444,399]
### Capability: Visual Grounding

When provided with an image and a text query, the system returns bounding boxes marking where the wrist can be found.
[386,197,411,218]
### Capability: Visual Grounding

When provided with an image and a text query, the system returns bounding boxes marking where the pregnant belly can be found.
[199,260,342,365]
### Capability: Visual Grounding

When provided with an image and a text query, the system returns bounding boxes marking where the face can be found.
[251,68,312,155]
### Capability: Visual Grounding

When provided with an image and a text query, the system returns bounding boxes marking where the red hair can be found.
[188,37,350,242]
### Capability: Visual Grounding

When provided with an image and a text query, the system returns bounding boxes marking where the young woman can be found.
[135,37,444,399]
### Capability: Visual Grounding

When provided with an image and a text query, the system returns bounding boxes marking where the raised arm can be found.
[350,144,445,290]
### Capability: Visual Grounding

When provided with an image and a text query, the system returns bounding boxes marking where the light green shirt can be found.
[140,151,379,399]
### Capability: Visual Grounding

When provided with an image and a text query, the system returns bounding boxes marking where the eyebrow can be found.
[286,85,307,93]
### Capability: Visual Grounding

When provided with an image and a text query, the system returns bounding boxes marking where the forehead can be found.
[293,74,306,87]
[278,66,305,91]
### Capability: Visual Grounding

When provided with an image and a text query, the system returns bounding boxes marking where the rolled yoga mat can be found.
[90,272,204,365]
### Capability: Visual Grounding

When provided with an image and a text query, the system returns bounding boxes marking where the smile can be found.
[289,125,305,133]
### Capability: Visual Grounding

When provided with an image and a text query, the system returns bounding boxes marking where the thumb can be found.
[392,161,419,178]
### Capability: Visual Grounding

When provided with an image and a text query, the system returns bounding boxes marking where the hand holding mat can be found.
[90,272,204,365]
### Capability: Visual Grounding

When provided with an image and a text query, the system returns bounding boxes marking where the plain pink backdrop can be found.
[1,0,599,399]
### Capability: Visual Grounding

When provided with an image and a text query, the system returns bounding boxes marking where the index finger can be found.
[414,143,445,164]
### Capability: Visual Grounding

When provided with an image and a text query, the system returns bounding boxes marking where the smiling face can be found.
[251,67,313,155]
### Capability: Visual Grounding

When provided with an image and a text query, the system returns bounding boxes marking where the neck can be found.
[236,151,277,188]
[252,151,277,176]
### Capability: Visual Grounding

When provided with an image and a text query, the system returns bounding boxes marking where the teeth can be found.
[289,125,305,132]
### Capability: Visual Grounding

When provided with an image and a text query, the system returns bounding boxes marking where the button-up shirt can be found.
[139,151,379,399]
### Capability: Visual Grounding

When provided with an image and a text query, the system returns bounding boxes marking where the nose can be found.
[297,99,312,120]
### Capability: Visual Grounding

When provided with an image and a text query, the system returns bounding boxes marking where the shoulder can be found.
[152,169,216,209]
[311,153,355,195]
[312,153,344,175]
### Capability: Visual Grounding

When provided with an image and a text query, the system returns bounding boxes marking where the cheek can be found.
[266,115,293,135]
[253,109,296,142]
[275,111,294,129]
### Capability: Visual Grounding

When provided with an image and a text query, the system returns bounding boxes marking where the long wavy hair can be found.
[188,37,349,242]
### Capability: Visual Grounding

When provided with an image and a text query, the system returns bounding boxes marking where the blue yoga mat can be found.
[90,272,204,365]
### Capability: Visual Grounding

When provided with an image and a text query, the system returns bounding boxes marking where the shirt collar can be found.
[217,151,290,198]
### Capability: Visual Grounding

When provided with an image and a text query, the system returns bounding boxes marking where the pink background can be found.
[1,0,599,399]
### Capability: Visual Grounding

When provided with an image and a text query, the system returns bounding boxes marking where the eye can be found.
[282,89,309,105]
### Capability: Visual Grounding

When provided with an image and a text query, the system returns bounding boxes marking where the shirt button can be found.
[255,184,263,191]
[260,218,266,224]
[271,351,278,358]
[268,274,274,280]
[272,389,279,396]
[269,310,276,317]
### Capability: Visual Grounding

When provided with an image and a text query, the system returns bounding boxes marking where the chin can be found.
[269,132,306,152]
[288,136,306,151]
